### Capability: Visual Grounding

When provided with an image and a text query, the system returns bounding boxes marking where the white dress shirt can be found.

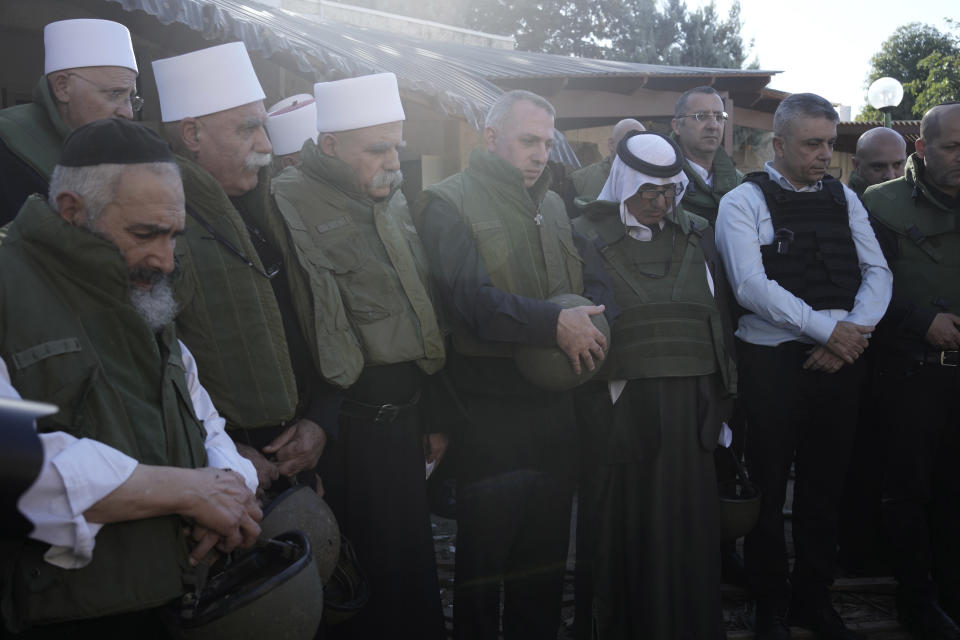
[687,159,714,188]
[1,342,257,569]
[715,162,892,347]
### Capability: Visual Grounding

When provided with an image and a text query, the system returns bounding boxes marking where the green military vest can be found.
[671,135,742,224]
[848,171,870,199]
[864,154,960,323]
[573,200,734,392]
[569,158,611,200]
[0,197,206,628]
[268,140,444,388]
[173,156,298,429]
[418,148,585,357]
[0,77,70,184]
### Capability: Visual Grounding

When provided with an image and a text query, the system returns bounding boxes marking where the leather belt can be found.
[339,392,420,424]
[922,350,960,367]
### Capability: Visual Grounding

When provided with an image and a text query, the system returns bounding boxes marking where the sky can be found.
[686,0,958,118]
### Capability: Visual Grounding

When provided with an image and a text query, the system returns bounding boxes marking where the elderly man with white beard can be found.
[265,72,448,639]
[0,118,261,636]
[153,42,333,499]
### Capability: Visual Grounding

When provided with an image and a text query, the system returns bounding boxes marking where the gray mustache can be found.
[244,152,273,172]
[371,169,403,190]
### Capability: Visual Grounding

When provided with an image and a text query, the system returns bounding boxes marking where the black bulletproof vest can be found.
[745,171,861,311]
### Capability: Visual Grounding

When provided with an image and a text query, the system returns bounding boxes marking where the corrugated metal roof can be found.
[105,0,778,166]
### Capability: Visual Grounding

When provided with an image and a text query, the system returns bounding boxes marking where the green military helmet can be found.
[261,485,341,584]
[323,535,370,627]
[163,530,323,640]
[718,453,762,542]
[514,293,611,391]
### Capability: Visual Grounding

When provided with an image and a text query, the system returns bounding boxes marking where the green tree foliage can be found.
[638,0,752,68]
[340,0,754,69]
[909,51,960,115]
[859,22,960,121]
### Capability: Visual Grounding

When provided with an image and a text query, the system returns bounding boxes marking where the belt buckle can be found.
[374,403,400,423]
[940,350,959,367]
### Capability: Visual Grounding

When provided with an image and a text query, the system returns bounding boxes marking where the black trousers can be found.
[452,392,576,640]
[837,349,890,575]
[319,409,444,640]
[878,358,960,605]
[737,339,864,606]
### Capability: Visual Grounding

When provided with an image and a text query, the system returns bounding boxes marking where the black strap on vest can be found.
[185,204,281,279]
[744,171,861,311]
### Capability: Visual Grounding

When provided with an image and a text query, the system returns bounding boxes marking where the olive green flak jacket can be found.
[573,199,735,395]
[864,153,960,320]
[269,139,444,387]
[669,134,743,224]
[0,197,206,628]
[0,77,72,182]
[416,147,584,357]
[173,156,298,428]
[569,158,612,200]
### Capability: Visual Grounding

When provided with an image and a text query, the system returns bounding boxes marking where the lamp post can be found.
[867,77,904,129]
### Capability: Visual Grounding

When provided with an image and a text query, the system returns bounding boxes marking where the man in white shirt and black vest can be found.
[715,92,892,640]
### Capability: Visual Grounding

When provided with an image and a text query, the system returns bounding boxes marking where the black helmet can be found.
[514,293,611,391]
[261,485,340,584]
[163,530,324,640]
[323,536,370,627]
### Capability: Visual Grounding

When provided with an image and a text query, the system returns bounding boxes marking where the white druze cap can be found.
[152,42,265,122]
[314,72,405,133]
[266,94,318,155]
[44,19,138,75]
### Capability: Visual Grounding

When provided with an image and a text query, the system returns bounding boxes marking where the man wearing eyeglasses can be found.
[715,93,891,640]
[153,43,333,504]
[0,19,142,225]
[571,131,736,639]
[671,86,743,225]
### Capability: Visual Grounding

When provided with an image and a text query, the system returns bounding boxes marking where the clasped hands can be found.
[803,320,874,373]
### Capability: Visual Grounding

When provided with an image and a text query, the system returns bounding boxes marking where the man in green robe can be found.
[0,18,142,223]
[573,131,736,639]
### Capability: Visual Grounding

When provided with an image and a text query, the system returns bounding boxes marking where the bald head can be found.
[852,126,907,186]
[608,118,645,157]
[921,102,960,143]
[916,103,960,197]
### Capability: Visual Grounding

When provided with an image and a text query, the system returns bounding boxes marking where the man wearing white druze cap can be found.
[268,71,447,639]
[0,18,141,223]
[154,42,335,506]
[266,94,317,172]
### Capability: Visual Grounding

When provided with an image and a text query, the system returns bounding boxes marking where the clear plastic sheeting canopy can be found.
[106,0,774,167]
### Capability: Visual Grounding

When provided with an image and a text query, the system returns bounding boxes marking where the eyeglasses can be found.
[635,183,683,201]
[67,72,144,113]
[676,111,729,123]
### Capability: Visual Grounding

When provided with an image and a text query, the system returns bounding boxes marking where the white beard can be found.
[129,276,177,333]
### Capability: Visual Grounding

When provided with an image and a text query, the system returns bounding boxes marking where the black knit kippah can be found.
[60,118,174,167]
[616,130,684,177]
